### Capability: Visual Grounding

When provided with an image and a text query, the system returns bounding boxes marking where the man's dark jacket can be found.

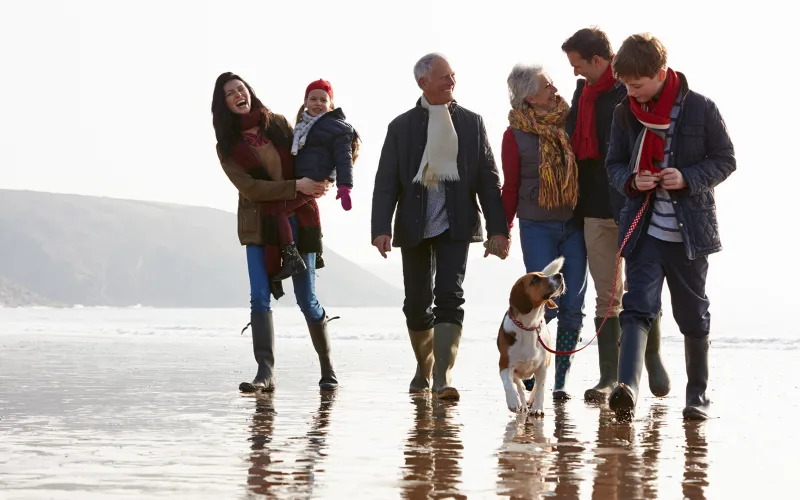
[565,79,627,222]
[606,72,736,260]
[371,99,508,247]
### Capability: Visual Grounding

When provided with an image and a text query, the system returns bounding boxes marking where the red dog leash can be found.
[523,191,652,356]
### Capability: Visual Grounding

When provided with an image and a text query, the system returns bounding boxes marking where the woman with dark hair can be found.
[211,72,338,393]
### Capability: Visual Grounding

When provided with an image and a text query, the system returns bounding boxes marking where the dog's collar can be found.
[507,312,543,333]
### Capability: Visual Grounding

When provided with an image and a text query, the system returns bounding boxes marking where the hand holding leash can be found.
[635,171,659,191]
[659,168,686,190]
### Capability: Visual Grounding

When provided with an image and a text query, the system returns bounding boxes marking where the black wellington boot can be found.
[584,316,621,403]
[645,311,671,397]
[308,313,340,391]
[272,243,307,281]
[683,335,712,420]
[239,311,276,393]
[609,323,648,421]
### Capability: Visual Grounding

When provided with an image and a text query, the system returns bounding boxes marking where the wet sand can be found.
[0,307,796,499]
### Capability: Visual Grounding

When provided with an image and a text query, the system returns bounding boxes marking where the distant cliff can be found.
[0,190,403,308]
[0,276,62,307]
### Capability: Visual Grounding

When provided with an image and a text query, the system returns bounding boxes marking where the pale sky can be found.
[1,0,797,315]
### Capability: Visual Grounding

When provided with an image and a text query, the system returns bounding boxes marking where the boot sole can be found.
[552,390,571,401]
[683,406,710,421]
[239,382,275,393]
[435,387,460,400]
[609,384,636,421]
[584,387,613,403]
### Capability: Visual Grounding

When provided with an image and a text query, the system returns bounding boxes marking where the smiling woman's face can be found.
[224,79,251,114]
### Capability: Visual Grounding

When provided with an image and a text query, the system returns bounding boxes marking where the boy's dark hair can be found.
[612,33,668,80]
[561,27,613,62]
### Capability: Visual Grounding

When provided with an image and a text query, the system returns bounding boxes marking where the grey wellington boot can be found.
[239,311,276,393]
[432,323,461,400]
[645,311,671,397]
[408,328,434,393]
[584,316,621,403]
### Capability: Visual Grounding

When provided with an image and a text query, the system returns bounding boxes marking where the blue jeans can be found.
[518,219,588,331]
[246,215,325,322]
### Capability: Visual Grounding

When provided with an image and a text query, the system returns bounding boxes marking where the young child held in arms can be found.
[268,79,360,281]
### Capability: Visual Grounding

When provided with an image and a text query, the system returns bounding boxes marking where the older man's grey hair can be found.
[414,52,448,86]
[507,63,545,110]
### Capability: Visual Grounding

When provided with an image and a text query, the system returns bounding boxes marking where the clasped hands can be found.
[634,168,686,191]
[483,234,511,260]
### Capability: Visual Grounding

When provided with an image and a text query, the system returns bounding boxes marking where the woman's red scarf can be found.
[229,108,322,299]
[630,68,681,175]
[570,62,617,161]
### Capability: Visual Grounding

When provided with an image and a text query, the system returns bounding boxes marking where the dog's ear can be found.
[542,256,564,276]
[510,280,534,315]
[545,299,558,309]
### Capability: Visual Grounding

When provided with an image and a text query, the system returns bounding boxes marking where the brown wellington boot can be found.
[432,323,461,400]
[408,328,434,393]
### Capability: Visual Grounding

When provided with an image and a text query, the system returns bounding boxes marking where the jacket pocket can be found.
[520,177,540,204]
[238,203,259,235]
[680,123,705,136]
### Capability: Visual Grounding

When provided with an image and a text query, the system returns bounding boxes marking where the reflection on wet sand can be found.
[496,413,554,498]
[590,404,667,499]
[552,402,585,498]
[495,403,586,499]
[682,421,709,500]
[246,390,337,498]
[640,404,668,498]
[400,395,465,500]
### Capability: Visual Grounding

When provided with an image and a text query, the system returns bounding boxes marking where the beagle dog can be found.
[497,256,565,416]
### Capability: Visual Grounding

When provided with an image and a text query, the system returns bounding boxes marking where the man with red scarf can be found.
[562,27,670,404]
[605,33,736,421]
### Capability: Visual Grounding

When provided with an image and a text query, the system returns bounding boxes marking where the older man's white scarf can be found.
[291,110,326,155]
[413,95,459,189]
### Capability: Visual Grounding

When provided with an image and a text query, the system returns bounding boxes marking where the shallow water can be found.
[0,306,796,498]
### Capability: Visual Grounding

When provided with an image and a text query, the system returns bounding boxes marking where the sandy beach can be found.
[0,306,796,499]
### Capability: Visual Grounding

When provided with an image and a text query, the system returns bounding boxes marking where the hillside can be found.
[0,276,62,307]
[0,190,403,308]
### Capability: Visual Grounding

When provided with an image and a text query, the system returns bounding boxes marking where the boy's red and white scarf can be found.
[629,68,681,175]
